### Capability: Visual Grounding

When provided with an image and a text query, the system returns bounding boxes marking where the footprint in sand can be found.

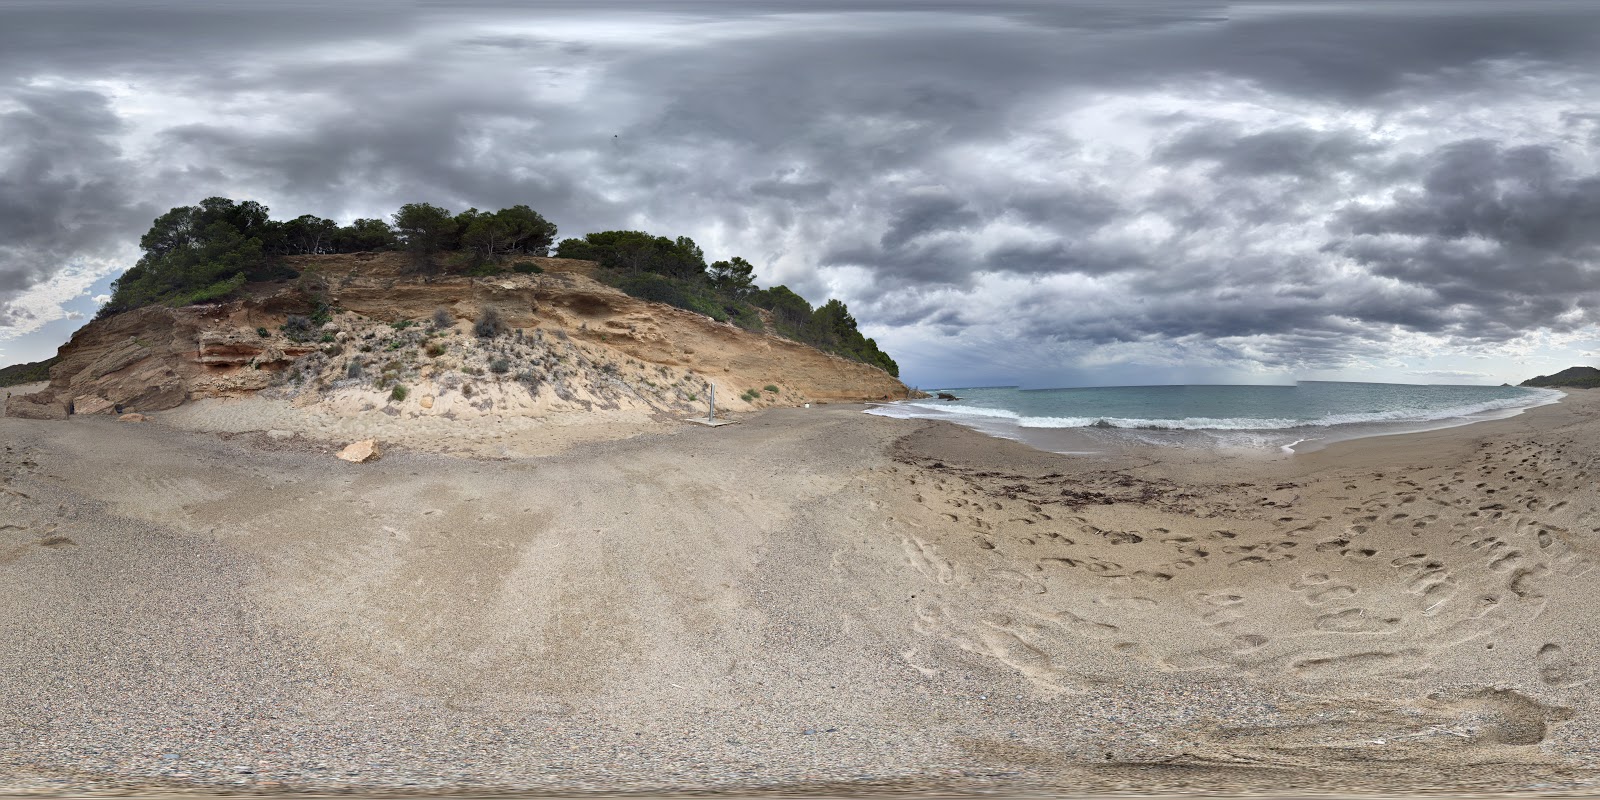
[1290,648,1426,679]
[1162,633,1270,671]
[1289,572,1359,605]
[1536,644,1590,687]
[1314,607,1401,634]
[1508,564,1550,600]
[1310,585,1358,604]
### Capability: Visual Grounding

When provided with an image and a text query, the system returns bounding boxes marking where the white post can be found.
[708,383,715,422]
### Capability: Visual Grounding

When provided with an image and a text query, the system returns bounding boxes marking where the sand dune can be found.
[1,389,1597,794]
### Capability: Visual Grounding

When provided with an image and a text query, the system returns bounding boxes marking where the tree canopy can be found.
[457,205,559,264]
[101,199,560,315]
[99,197,285,316]
[556,231,706,279]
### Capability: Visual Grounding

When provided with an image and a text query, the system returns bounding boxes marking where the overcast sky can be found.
[3,0,1599,387]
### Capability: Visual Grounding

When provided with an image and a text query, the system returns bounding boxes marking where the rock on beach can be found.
[337,439,381,463]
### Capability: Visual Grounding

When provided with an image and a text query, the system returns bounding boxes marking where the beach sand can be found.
[1,388,1598,795]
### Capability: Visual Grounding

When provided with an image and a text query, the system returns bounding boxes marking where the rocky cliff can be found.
[7,253,911,421]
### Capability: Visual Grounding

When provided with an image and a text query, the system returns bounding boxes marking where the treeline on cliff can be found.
[553,232,897,376]
[97,198,898,376]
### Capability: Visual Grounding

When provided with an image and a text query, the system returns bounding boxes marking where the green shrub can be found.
[390,384,408,402]
[732,305,764,331]
[512,261,544,274]
[256,327,269,337]
[764,384,779,393]
[490,358,511,374]
[426,342,446,357]
[320,333,335,343]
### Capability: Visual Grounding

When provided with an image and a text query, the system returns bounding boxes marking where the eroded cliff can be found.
[7,253,911,421]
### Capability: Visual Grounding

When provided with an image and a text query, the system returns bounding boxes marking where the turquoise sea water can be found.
[867,381,1563,453]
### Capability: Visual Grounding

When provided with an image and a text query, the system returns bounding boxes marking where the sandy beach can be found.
[2,386,1598,795]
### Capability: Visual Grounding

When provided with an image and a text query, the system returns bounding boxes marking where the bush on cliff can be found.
[557,230,898,376]
[474,307,506,338]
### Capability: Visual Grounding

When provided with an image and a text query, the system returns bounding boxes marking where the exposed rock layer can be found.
[7,253,910,420]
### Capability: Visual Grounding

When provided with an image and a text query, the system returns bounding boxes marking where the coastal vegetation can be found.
[1522,366,1600,389]
[0,355,60,387]
[555,232,897,376]
[96,198,897,376]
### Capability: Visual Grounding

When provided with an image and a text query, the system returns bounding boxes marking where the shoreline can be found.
[2,391,1599,795]
[865,386,1570,459]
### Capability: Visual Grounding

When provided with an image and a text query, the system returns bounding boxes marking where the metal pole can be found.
[708,383,715,422]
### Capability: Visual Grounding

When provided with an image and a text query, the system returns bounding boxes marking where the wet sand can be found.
[2,388,1598,795]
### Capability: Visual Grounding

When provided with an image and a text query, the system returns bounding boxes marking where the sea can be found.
[866,381,1564,454]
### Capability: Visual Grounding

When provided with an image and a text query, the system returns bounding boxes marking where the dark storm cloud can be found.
[1331,139,1600,339]
[1157,123,1383,178]
[0,85,150,325]
[5,0,1600,380]
[880,195,981,252]
[1344,140,1600,252]
[0,1,412,76]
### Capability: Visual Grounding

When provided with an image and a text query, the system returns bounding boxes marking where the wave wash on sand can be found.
[870,383,1566,454]
[2,384,1600,795]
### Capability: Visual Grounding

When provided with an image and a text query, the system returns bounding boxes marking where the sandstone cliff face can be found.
[7,253,910,421]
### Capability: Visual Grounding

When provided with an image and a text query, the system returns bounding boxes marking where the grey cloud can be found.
[879,195,980,251]
[1344,140,1600,251]
[1330,139,1600,340]
[1158,123,1382,178]
[0,85,149,324]
[0,2,413,78]
[983,242,1145,278]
